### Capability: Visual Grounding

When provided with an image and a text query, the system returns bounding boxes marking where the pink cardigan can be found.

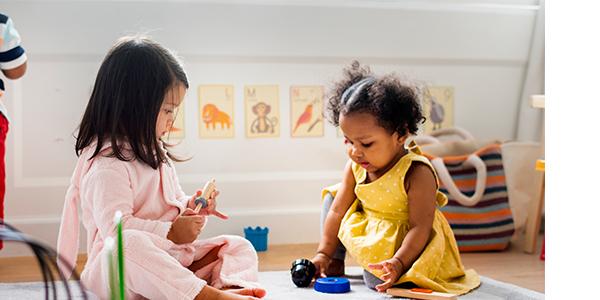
[57,141,191,278]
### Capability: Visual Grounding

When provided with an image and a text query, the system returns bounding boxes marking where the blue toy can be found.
[314,277,350,294]
[193,179,216,213]
[244,226,269,252]
[193,193,208,209]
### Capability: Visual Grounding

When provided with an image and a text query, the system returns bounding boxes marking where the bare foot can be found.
[227,287,267,298]
[325,258,345,277]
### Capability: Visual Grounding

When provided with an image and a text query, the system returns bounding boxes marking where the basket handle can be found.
[428,127,475,141]
[411,127,475,146]
[411,135,441,146]
[431,154,487,206]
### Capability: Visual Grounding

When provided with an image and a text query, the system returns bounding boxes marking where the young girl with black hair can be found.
[57,36,265,300]
[312,61,480,295]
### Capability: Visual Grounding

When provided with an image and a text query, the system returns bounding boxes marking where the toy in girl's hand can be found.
[190,179,229,220]
[193,191,208,210]
[193,179,216,214]
[290,258,316,287]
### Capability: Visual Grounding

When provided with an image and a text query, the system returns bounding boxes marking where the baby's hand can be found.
[311,252,332,279]
[368,257,404,292]
[189,188,228,220]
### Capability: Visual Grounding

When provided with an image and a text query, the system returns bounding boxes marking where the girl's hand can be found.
[368,257,404,292]
[167,208,206,244]
[188,189,229,220]
[310,252,332,279]
[198,189,229,220]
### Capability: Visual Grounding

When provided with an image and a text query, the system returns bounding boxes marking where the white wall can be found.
[1,0,542,256]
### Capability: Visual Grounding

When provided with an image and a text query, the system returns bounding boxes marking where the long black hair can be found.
[327,61,425,136]
[75,36,189,169]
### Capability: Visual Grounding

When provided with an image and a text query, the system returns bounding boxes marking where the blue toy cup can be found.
[244,226,269,252]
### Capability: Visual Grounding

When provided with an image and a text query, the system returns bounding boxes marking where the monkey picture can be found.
[250,102,278,134]
[244,85,280,138]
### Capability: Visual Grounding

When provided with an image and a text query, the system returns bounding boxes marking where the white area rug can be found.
[0,267,544,299]
[259,267,544,300]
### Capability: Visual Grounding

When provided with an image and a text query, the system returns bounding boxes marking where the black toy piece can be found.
[290,258,316,287]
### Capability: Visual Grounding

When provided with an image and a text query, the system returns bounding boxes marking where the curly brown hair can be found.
[326,61,425,135]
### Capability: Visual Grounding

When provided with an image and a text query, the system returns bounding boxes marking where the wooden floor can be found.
[0,237,545,293]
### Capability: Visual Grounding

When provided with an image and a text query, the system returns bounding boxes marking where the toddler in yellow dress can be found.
[312,61,480,294]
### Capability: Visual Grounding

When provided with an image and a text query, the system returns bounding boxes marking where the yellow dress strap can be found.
[406,139,423,155]
[351,160,366,184]
[404,141,448,207]
[403,140,434,172]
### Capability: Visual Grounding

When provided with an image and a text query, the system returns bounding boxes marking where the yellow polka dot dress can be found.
[323,144,480,295]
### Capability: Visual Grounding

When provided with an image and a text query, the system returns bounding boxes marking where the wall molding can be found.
[6,207,320,225]
[0,207,322,257]
[13,171,342,188]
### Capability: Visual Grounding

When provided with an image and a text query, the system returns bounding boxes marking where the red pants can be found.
[0,114,7,250]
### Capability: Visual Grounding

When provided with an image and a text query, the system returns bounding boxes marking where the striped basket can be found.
[421,140,515,252]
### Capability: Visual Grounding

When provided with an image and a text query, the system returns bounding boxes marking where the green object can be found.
[106,211,126,300]
[106,238,119,300]
[116,213,125,300]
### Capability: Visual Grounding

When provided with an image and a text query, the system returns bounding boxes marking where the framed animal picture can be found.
[290,86,324,137]
[244,85,280,138]
[163,102,185,141]
[422,86,454,134]
[198,85,235,139]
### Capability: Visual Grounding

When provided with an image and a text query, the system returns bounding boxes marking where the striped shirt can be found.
[0,13,27,120]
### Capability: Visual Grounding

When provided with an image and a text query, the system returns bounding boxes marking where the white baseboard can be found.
[0,208,322,258]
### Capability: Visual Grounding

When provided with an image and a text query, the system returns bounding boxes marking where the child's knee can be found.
[222,234,250,246]
[221,235,255,253]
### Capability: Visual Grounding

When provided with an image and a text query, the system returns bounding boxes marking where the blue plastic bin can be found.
[244,226,269,252]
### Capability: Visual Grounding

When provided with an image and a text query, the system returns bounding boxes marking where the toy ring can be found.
[314,277,350,293]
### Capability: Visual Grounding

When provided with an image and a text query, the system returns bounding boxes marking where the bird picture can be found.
[293,103,313,133]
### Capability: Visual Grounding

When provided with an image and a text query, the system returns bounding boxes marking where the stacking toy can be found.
[314,277,350,294]
[194,179,216,213]
[290,258,315,287]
